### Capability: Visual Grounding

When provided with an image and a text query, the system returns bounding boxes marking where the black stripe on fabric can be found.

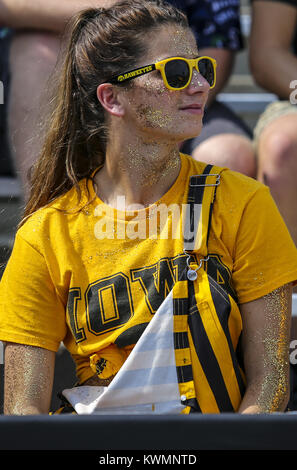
[236,332,245,373]
[208,275,229,303]
[208,276,246,397]
[188,398,202,413]
[206,183,218,245]
[174,331,189,349]
[115,323,149,348]
[173,297,188,316]
[189,164,214,205]
[202,164,216,245]
[187,281,235,412]
[178,264,190,282]
[56,405,76,414]
[188,176,206,204]
[172,283,198,413]
[206,255,238,303]
[176,364,194,383]
[203,164,214,176]
[173,297,189,348]
[200,164,219,246]
[184,165,213,245]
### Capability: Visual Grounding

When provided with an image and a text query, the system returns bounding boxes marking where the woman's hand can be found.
[4,342,55,415]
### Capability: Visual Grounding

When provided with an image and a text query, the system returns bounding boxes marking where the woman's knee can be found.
[192,133,256,177]
[257,116,297,176]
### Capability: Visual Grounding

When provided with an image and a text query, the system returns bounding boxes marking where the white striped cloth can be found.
[62,289,186,415]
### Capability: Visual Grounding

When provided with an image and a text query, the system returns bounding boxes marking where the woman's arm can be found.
[249,1,297,99]
[0,0,121,32]
[238,283,292,413]
[4,342,56,415]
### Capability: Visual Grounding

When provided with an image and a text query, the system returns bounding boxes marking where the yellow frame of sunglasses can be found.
[109,56,217,90]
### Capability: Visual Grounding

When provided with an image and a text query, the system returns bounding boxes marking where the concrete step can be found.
[0,177,21,198]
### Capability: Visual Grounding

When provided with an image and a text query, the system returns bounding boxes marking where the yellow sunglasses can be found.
[109,56,217,90]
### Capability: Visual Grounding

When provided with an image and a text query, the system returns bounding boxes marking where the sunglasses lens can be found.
[198,58,214,86]
[164,59,190,89]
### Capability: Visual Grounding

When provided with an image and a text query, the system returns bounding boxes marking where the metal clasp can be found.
[184,250,209,281]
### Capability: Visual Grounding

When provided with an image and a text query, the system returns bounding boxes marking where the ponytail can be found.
[19,0,188,227]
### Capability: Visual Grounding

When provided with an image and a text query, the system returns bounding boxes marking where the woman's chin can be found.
[144,123,203,145]
[178,127,202,143]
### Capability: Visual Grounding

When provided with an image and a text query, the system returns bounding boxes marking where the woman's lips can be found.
[179,104,204,115]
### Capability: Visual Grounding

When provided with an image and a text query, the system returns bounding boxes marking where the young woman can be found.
[1,0,297,415]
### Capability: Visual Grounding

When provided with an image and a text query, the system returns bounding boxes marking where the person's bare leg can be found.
[8,31,61,201]
[257,113,297,247]
[191,133,257,178]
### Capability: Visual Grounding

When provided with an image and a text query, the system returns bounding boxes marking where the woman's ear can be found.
[96,83,125,117]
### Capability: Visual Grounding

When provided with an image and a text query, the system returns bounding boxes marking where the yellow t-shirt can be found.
[1,153,297,386]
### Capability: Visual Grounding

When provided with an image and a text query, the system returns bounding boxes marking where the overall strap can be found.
[183,164,222,258]
[172,164,223,413]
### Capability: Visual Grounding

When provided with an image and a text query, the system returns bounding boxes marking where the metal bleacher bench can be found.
[217,91,277,115]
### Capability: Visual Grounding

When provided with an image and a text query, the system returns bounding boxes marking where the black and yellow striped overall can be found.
[53,164,246,414]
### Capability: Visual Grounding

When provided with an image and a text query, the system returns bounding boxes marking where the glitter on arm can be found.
[4,343,55,415]
[238,283,292,413]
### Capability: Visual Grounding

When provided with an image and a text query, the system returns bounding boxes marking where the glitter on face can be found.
[93,24,206,210]
[170,27,198,57]
[256,284,291,412]
[136,105,175,130]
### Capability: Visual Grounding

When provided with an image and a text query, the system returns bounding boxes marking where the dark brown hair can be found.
[20,0,188,226]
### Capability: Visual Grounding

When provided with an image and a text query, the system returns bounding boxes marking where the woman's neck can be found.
[94,135,181,209]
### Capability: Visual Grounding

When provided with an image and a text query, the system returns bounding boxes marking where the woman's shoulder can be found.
[17,176,91,244]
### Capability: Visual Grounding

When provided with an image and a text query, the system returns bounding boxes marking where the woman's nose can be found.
[187,69,210,93]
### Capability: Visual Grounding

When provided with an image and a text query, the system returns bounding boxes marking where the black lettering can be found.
[85,273,134,335]
[131,258,175,314]
[171,253,191,281]
[67,288,86,343]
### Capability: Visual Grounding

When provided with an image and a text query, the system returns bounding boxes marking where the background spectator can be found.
[249,0,297,247]
[0,0,255,201]
[169,0,257,177]
[249,0,297,410]
[0,0,121,200]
